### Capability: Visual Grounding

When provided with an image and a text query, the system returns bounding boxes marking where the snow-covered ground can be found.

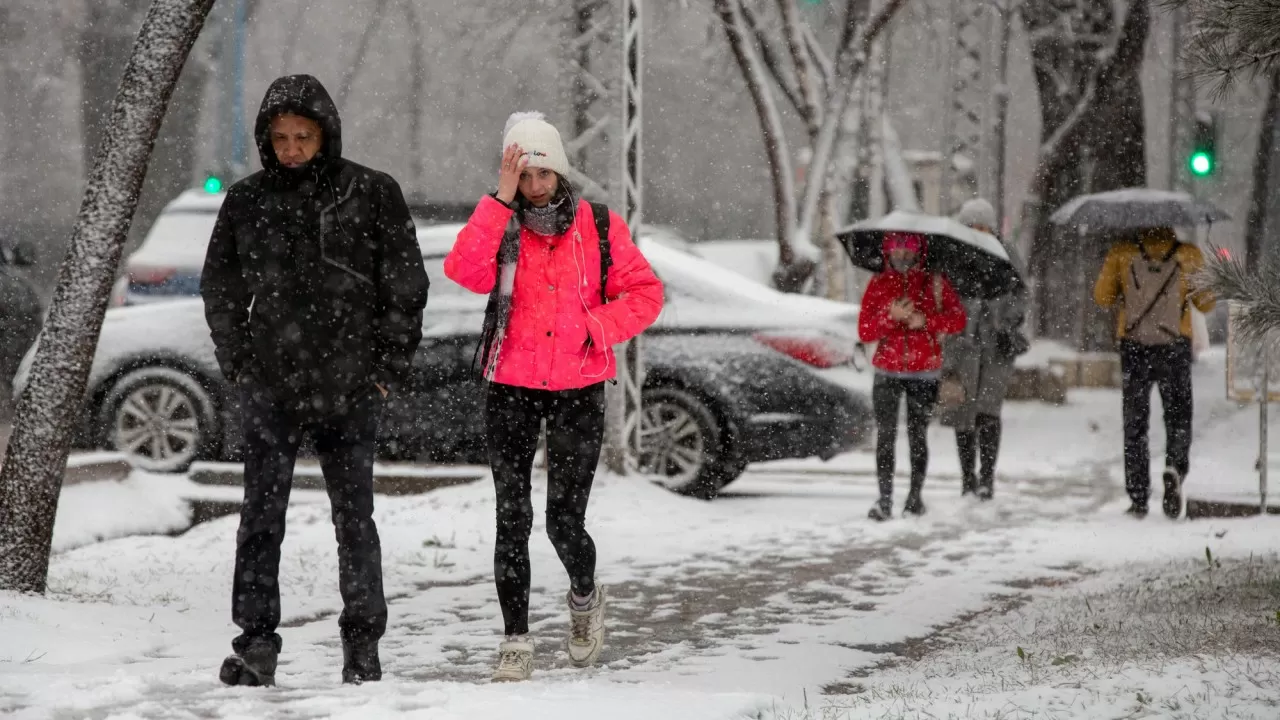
[2,346,1278,718]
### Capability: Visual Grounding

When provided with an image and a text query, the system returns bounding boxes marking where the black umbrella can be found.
[836,211,1023,299]
[1049,188,1230,231]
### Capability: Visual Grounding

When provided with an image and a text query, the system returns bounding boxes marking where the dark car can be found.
[0,240,42,414]
[20,218,872,500]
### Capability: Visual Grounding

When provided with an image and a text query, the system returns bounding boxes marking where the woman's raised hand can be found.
[496,143,527,205]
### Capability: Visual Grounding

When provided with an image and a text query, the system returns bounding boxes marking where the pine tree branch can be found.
[1165,0,1280,96]
[1198,246,1280,345]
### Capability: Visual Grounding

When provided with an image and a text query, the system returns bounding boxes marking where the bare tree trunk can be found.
[1246,67,1280,270]
[712,0,798,267]
[0,0,217,593]
[1019,0,1148,343]
[795,0,908,244]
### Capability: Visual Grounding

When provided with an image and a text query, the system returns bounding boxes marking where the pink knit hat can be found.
[883,231,924,253]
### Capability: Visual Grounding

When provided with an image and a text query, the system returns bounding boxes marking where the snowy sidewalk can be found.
[1,460,1120,719]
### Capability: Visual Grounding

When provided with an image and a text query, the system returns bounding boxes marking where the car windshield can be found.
[131,211,219,267]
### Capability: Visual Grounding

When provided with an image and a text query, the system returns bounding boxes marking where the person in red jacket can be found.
[857,232,967,520]
[444,111,664,682]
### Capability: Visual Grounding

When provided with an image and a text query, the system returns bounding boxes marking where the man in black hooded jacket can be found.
[201,74,428,687]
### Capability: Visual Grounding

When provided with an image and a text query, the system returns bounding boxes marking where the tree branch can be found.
[713,0,797,262]
[1025,0,1142,197]
[779,0,822,133]
[833,0,872,72]
[739,0,806,117]
[797,0,909,242]
[802,24,834,97]
[1199,248,1280,346]
[1170,0,1280,95]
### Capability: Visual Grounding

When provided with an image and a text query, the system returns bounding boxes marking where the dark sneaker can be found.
[341,637,382,684]
[867,497,892,522]
[219,635,280,687]
[976,483,994,502]
[961,475,978,497]
[1125,502,1148,519]
[903,492,926,516]
[1162,470,1183,520]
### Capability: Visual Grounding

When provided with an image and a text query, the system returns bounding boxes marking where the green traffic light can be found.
[203,176,223,193]
[1189,152,1213,176]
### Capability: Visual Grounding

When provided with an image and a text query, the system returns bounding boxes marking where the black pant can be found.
[1120,339,1193,504]
[232,383,387,650]
[956,415,1001,489]
[486,381,605,637]
[872,374,939,498]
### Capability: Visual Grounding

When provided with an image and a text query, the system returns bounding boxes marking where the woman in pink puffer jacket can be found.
[444,111,663,682]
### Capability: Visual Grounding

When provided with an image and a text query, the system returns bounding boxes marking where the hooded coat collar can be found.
[253,74,343,188]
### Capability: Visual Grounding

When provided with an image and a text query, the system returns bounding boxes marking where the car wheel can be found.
[99,368,218,473]
[633,387,741,501]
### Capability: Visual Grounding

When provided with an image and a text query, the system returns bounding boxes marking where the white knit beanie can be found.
[501,111,570,177]
[956,198,997,231]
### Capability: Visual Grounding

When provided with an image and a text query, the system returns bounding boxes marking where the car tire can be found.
[635,387,743,501]
[99,367,219,474]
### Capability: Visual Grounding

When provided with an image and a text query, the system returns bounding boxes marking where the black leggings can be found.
[486,381,605,636]
[872,374,939,498]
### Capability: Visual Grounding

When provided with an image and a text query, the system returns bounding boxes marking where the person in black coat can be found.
[200,74,429,687]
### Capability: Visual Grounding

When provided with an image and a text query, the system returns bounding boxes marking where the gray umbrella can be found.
[1049,188,1230,231]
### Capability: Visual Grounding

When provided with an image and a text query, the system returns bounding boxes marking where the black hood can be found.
[253,74,342,175]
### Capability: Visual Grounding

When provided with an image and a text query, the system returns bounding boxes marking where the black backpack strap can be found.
[590,202,612,305]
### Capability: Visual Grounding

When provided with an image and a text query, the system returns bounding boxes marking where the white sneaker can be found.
[567,586,606,668]
[491,636,534,682]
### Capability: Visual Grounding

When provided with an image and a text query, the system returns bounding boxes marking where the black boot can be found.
[868,495,893,522]
[1125,501,1148,519]
[342,636,382,684]
[957,430,977,496]
[1161,469,1183,520]
[977,415,1001,501]
[903,476,926,516]
[220,634,281,687]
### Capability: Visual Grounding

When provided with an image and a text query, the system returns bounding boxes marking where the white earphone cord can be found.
[571,208,610,380]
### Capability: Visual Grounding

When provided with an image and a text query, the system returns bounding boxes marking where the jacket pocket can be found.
[322,255,374,286]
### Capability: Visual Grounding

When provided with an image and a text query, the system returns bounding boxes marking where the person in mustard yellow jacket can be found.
[1094,227,1215,520]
